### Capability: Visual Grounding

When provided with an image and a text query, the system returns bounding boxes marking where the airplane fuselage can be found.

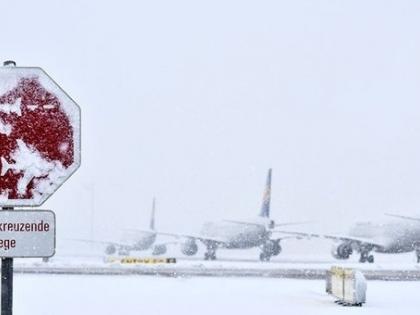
[200,220,269,249]
[120,230,157,251]
[349,221,420,254]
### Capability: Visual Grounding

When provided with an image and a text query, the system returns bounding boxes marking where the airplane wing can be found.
[222,220,312,227]
[222,220,266,226]
[155,231,227,245]
[385,213,420,222]
[273,230,388,249]
[128,229,228,245]
[70,239,134,248]
[274,221,313,227]
[150,225,305,243]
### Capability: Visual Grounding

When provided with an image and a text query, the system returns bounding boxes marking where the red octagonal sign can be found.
[0,66,81,207]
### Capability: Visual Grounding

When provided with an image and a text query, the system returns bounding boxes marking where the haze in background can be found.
[2,1,420,251]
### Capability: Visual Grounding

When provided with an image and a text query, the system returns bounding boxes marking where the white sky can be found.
[2,0,420,243]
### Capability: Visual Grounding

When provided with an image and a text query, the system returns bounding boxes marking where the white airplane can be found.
[75,199,159,256]
[279,217,420,263]
[150,169,303,261]
[385,213,420,263]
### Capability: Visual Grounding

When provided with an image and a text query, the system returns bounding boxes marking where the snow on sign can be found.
[0,67,81,207]
[0,210,55,257]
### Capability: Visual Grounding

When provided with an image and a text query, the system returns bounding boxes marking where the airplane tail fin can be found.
[150,198,156,230]
[259,168,272,218]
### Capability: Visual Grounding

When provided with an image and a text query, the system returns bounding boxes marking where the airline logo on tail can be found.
[260,168,272,218]
[150,198,156,231]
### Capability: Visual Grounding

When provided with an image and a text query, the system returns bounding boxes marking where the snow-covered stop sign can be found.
[0,66,81,207]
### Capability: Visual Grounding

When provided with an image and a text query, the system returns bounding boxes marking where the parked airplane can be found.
[279,217,420,263]
[385,213,420,262]
[150,169,302,261]
[75,199,158,256]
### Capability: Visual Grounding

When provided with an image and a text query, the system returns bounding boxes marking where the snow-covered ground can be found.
[56,237,420,265]
[17,253,420,273]
[12,238,419,281]
[10,238,420,313]
[16,238,420,277]
[14,275,420,315]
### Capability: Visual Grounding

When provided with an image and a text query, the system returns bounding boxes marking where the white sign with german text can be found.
[0,210,55,257]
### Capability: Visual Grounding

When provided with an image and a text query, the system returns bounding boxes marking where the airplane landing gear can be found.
[118,249,130,256]
[359,251,374,263]
[358,244,374,263]
[259,239,280,262]
[259,252,271,262]
[414,243,420,263]
[204,251,216,260]
[204,243,217,261]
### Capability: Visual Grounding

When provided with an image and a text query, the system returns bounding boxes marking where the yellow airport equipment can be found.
[326,266,367,306]
[105,257,176,264]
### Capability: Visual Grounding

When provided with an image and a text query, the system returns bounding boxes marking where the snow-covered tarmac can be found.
[14,252,420,280]
[14,259,420,280]
[14,275,420,315]
[11,242,420,314]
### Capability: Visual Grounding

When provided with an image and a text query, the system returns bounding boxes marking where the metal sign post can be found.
[1,207,13,315]
[0,210,56,315]
[1,256,13,315]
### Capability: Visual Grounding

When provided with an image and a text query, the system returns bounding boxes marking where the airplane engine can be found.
[152,244,167,256]
[105,244,117,255]
[263,239,282,256]
[332,243,353,259]
[181,239,198,256]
